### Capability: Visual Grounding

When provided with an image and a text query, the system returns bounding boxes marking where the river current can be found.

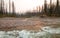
[0,26,60,38]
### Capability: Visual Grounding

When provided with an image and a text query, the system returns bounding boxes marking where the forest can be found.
[0,0,60,17]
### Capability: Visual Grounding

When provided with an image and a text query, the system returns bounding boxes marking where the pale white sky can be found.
[4,0,56,13]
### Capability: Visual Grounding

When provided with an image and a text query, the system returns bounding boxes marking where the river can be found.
[0,17,60,38]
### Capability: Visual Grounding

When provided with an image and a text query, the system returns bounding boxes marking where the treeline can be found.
[0,0,60,17]
[43,0,60,17]
[0,0,17,17]
[20,0,60,17]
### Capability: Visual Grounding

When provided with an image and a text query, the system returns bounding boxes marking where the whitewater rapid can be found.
[0,26,60,38]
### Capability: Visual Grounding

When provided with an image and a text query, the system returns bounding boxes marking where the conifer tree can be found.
[44,0,47,15]
[55,0,60,16]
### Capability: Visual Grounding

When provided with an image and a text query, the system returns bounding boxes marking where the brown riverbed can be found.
[0,17,60,31]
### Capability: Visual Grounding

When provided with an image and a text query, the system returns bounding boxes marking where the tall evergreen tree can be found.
[12,1,16,16]
[49,0,53,16]
[0,0,4,14]
[55,0,60,16]
[44,0,47,15]
[12,1,15,13]
[9,0,11,13]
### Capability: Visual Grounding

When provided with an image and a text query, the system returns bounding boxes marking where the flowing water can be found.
[0,26,60,38]
[0,17,60,38]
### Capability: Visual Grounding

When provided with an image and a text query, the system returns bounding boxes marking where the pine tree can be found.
[44,0,47,15]
[12,1,15,13]
[9,0,11,13]
[0,0,3,14]
[0,0,4,14]
[12,1,16,16]
[55,0,60,16]
[49,0,53,16]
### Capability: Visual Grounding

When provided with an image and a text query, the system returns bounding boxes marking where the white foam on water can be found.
[42,26,60,34]
[0,26,60,38]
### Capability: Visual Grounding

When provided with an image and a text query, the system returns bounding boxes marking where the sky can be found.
[4,0,56,13]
